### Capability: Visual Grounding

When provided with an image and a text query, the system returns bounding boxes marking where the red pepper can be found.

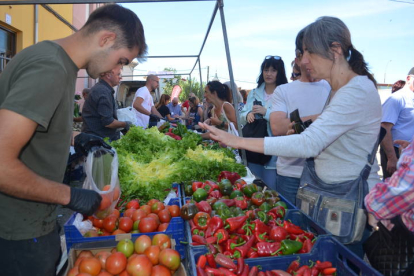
[247,247,259,258]
[265,272,273,276]
[268,206,286,219]
[251,192,265,206]
[196,266,208,276]
[310,267,319,276]
[205,180,220,192]
[314,261,333,270]
[196,201,212,215]
[289,233,306,242]
[206,253,217,268]
[241,264,250,276]
[283,221,304,235]
[296,265,310,275]
[209,190,222,199]
[165,132,182,140]
[225,215,248,232]
[192,181,205,192]
[233,235,256,258]
[286,259,300,274]
[248,266,259,276]
[322,268,337,274]
[204,267,225,276]
[214,229,229,244]
[218,199,235,207]
[234,179,246,190]
[214,253,237,270]
[192,234,207,245]
[206,236,218,244]
[298,237,313,253]
[218,267,237,276]
[257,272,266,276]
[207,243,218,255]
[235,256,245,274]
[234,196,248,210]
[205,216,224,237]
[256,241,281,257]
[194,212,211,230]
[218,171,241,184]
[225,238,239,254]
[269,226,288,242]
[304,231,315,240]
[197,255,207,269]
[253,219,270,242]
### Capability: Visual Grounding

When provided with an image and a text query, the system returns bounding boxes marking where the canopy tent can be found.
[0,0,247,164]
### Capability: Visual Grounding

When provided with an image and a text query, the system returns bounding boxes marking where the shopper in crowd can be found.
[185,96,203,129]
[200,16,381,257]
[290,59,301,81]
[167,97,183,118]
[269,30,331,204]
[240,89,248,105]
[239,55,288,190]
[223,81,244,111]
[82,65,131,141]
[0,4,147,275]
[391,79,406,93]
[380,68,414,179]
[181,92,195,113]
[155,94,177,122]
[132,74,163,129]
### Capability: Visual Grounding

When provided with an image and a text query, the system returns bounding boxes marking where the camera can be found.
[290,109,312,134]
[253,99,264,120]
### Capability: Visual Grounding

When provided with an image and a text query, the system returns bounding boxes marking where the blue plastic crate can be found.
[64,196,187,259]
[185,209,329,249]
[189,236,382,276]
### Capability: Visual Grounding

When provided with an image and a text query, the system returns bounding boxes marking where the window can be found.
[0,26,15,73]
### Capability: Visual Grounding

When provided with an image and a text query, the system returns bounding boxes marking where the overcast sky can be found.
[122,0,414,89]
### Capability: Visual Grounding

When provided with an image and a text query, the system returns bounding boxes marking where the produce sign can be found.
[110,127,246,203]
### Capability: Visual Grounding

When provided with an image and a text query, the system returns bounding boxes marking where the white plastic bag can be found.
[117,107,136,125]
[72,213,93,235]
[157,119,166,128]
[83,147,121,219]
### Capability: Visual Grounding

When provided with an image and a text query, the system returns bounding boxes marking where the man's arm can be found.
[380,122,398,175]
[151,106,163,118]
[133,97,150,115]
[106,119,128,129]
[0,109,71,205]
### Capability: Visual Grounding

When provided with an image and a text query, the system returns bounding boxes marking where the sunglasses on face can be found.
[265,55,282,60]
[291,72,301,78]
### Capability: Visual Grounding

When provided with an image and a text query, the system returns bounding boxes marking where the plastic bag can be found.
[72,213,93,235]
[83,147,121,219]
[117,107,136,125]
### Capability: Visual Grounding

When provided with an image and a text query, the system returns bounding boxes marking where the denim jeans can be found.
[247,162,277,191]
[276,174,300,206]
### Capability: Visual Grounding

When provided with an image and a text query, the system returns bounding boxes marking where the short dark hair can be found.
[82,4,147,61]
[391,80,405,93]
[257,57,288,88]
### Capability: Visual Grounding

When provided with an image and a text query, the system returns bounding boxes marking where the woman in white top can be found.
[199,16,381,257]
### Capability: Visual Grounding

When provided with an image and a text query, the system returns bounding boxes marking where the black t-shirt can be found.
[157,105,171,118]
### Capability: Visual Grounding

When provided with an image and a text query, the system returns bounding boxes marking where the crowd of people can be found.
[0,3,413,275]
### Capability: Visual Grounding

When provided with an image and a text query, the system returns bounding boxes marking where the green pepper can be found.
[230,190,244,199]
[274,200,288,209]
[217,207,232,220]
[272,239,303,255]
[213,201,227,211]
[257,210,269,224]
[231,207,245,217]
[219,179,234,196]
[264,190,279,199]
[259,202,271,213]
[184,184,194,196]
[193,188,208,202]
[242,184,258,198]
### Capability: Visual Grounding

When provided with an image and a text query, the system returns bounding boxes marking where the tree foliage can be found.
[162,68,205,102]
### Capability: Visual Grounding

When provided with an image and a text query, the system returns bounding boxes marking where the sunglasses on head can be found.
[265,55,282,60]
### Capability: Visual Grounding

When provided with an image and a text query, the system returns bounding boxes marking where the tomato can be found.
[140,205,151,215]
[117,239,135,258]
[157,223,169,232]
[124,208,136,219]
[77,273,95,276]
[132,209,147,222]
[95,251,111,269]
[112,229,126,235]
[92,218,104,229]
[83,229,99,238]
[119,217,133,233]
[78,250,94,259]
[103,215,118,233]
[119,270,132,276]
[151,202,165,214]
[158,209,171,223]
[79,257,102,276]
[147,199,160,207]
[99,229,111,236]
[139,217,158,233]
[133,220,140,231]
[147,213,160,226]
[126,199,140,210]
[152,234,171,250]
[74,257,86,267]
[159,249,180,271]
[106,252,127,275]
[99,194,112,211]
[134,235,152,254]
[66,266,79,276]
[97,271,113,276]
[103,184,121,201]
[111,209,121,219]
[126,254,152,276]
[167,205,180,217]
[151,265,172,276]
[144,245,160,265]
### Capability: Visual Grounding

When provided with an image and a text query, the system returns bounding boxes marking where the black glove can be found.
[149,114,161,122]
[74,133,112,156]
[65,187,102,216]
[124,121,132,131]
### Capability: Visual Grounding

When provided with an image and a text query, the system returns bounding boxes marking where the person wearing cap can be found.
[380,67,414,179]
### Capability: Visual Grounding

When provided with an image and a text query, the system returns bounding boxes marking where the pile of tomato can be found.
[67,234,180,276]
[83,199,181,237]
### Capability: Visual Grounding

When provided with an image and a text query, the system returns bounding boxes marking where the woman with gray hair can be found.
[199,16,381,257]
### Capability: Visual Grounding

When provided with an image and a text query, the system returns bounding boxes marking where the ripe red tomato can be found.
[144,245,160,265]
[134,235,152,254]
[106,252,127,275]
[159,249,180,271]
[139,217,158,233]
[151,202,165,214]
[140,205,151,215]
[157,223,169,232]
[151,265,172,276]
[124,208,136,219]
[118,217,133,233]
[147,213,160,226]
[79,257,102,276]
[103,215,118,233]
[111,209,121,219]
[95,251,111,269]
[93,218,104,229]
[99,194,112,211]
[147,199,160,207]
[152,234,171,250]
[119,270,131,276]
[132,209,147,222]
[112,229,126,235]
[78,250,94,259]
[66,266,79,276]
[102,185,121,201]
[126,199,140,210]
[157,209,171,223]
[167,205,180,217]
[117,239,135,258]
[126,254,152,276]
[97,271,113,276]
[83,229,99,238]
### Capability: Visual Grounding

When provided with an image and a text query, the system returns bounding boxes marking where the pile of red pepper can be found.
[196,257,337,276]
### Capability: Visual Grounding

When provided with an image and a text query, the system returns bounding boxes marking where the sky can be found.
[121,0,414,90]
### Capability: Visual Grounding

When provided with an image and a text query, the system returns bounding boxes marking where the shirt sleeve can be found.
[95,91,115,126]
[365,142,414,220]
[271,86,288,113]
[381,94,402,124]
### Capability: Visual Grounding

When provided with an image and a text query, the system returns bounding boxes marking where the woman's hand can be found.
[252,105,267,115]
[204,118,211,125]
[286,122,296,135]
[395,140,410,150]
[198,122,241,148]
[368,213,395,231]
[247,112,255,124]
[209,116,222,126]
